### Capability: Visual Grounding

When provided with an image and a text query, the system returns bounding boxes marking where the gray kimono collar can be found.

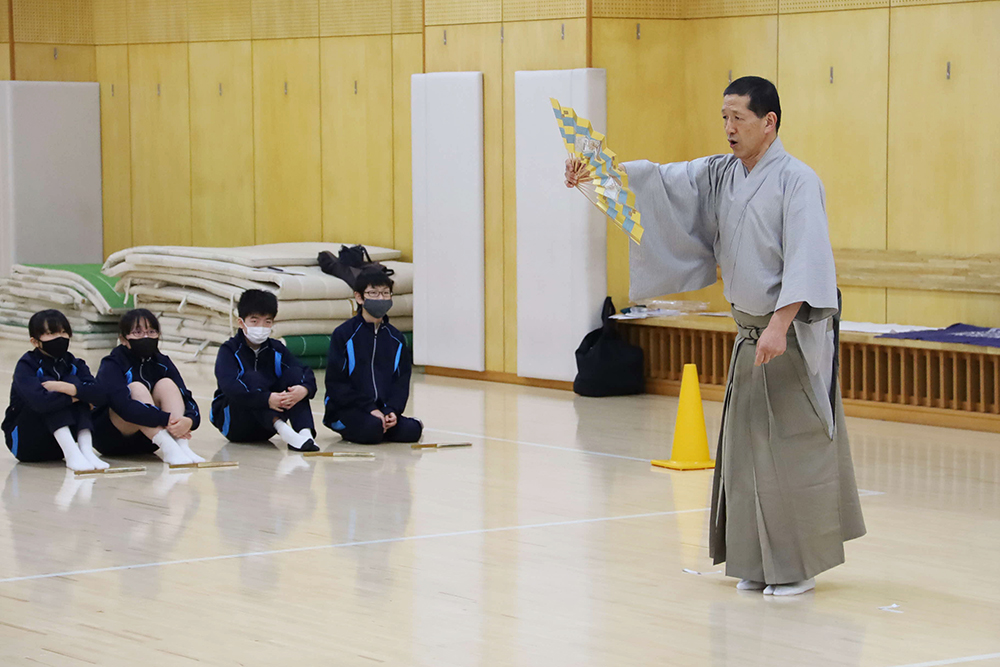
[747,136,786,174]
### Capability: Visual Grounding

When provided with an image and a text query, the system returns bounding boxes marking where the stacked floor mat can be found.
[101,243,414,364]
[0,264,132,348]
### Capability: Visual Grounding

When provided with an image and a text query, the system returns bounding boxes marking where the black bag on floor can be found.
[318,245,394,290]
[573,297,645,397]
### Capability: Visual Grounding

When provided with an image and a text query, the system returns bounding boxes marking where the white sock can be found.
[298,428,314,441]
[274,420,308,449]
[53,426,92,471]
[737,579,767,591]
[176,439,205,463]
[771,578,815,596]
[152,430,194,465]
[76,429,109,469]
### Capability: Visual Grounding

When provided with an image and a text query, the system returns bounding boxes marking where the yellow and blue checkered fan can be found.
[551,98,643,244]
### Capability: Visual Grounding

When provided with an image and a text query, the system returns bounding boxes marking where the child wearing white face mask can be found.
[210,289,319,452]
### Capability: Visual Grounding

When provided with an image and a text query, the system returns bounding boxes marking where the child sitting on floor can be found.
[92,309,203,465]
[210,289,319,452]
[323,270,422,444]
[2,310,108,471]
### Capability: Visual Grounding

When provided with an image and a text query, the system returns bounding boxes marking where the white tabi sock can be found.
[53,426,92,471]
[76,429,109,469]
[152,430,194,465]
[770,578,815,596]
[737,579,767,591]
[176,439,205,463]
[274,419,309,450]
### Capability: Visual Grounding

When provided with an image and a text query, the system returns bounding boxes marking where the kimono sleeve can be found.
[625,156,727,302]
[776,170,838,323]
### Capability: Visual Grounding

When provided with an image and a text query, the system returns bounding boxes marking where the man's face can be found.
[721,94,773,161]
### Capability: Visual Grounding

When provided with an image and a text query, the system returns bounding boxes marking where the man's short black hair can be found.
[724,76,781,132]
[119,308,160,339]
[353,270,394,295]
[28,309,72,340]
[238,289,278,319]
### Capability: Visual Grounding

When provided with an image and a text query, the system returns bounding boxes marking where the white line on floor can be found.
[888,652,1000,667]
[0,507,710,585]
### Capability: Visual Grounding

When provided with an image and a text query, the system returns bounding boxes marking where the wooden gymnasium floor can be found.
[0,339,997,667]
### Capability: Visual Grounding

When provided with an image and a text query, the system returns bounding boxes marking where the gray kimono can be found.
[625,137,866,584]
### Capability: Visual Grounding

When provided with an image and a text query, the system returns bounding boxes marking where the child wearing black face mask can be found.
[1,310,109,471]
[92,309,203,466]
[323,271,423,444]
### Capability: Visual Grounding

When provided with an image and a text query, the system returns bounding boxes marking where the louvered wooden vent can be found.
[619,319,1000,433]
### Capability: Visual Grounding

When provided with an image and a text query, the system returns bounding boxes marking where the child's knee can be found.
[152,377,180,396]
[128,382,154,402]
[390,417,422,443]
[339,416,385,444]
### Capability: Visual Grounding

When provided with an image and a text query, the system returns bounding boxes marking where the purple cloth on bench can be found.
[877,324,1000,348]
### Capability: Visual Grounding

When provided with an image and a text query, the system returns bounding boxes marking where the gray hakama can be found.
[624,137,866,584]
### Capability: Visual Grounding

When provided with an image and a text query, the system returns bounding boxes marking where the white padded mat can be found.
[0,82,103,276]
[515,69,608,382]
[411,72,485,371]
[103,242,400,270]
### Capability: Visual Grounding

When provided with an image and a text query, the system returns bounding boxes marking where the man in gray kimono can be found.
[565,76,865,596]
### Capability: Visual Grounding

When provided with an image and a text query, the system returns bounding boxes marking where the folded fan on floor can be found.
[551,98,644,244]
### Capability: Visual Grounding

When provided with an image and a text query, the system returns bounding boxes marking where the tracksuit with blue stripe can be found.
[2,349,105,462]
[92,345,201,455]
[210,331,317,442]
[324,313,421,444]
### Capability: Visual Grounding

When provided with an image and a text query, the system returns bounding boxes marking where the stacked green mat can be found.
[282,332,414,370]
[0,263,133,348]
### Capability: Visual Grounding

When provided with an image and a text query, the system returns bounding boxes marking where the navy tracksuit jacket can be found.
[324,314,412,428]
[211,331,317,439]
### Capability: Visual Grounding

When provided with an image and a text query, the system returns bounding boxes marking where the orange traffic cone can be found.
[652,364,715,471]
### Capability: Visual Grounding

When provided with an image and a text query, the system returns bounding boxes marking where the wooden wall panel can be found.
[127,0,188,43]
[190,41,254,247]
[593,18,688,310]
[888,3,1000,255]
[887,2,1000,327]
[424,23,503,370]
[391,33,423,261]
[188,0,253,42]
[14,44,96,81]
[128,44,191,247]
[681,16,778,158]
[320,35,394,248]
[503,0,587,21]
[92,0,128,46]
[96,45,132,257]
[0,49,9,81]
[392,0,423,33]
[320,0,391,36]
[252,38,322,244]
[501,19,588,374]
[424,0,501,25]
[251,0,319,39]
[779,9,889,323]
[13,0,94,44]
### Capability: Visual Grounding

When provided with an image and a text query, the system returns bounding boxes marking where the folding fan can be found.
[551,98,643,244]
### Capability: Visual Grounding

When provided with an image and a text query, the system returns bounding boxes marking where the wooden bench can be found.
[619,315,1000,433]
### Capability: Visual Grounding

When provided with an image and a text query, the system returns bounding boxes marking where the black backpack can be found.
[318,245,394,289]
[573,297,645,397]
